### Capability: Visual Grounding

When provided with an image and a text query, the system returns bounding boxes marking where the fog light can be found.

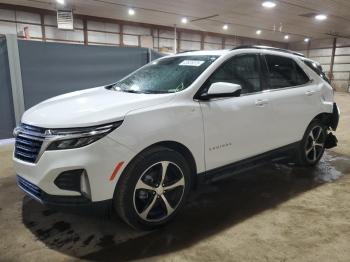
[54,169,83,192]
[80,171,91,199]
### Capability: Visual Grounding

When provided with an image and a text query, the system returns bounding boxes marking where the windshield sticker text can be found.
[179,60,205,67]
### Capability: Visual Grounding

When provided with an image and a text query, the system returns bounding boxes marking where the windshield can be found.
[112,55,219,94]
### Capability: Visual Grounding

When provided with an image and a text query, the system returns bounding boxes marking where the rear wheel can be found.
[114,147,191,230]
[296,120,326,166]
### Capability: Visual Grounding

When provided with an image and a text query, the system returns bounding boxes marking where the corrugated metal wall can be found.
[290,38,350,92]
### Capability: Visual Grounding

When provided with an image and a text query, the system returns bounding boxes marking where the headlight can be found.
[46,121,122,150]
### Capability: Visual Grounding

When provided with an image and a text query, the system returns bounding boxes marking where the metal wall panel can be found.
[0,37,15,139]
[335,47,350,56]
[309,48,332,57]
[17,40,151,109]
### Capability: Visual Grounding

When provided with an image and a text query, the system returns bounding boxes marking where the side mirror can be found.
[200,82,242,100]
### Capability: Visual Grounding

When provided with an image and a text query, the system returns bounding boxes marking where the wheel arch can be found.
[310,112,333,128]
[116,140,198,191]
[310,103,339,131]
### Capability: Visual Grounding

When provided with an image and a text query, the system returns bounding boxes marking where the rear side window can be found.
[264,55,309,89]
[304,60,331,84]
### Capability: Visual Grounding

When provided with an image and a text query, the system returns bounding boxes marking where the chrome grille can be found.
[14,124,45,163]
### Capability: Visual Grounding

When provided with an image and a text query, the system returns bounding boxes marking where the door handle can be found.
[255,99,268,106]
[305,90,315,96]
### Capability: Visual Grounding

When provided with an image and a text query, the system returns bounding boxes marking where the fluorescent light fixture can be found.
[181,17,188,24]
[56,0,65,5]
[128,8,135,15]
[304,38,310,43]
[256,30,262,35]
[223,24,228,30]
[315,14,327,21]
[284,35,289,40]
[262,1,276,8]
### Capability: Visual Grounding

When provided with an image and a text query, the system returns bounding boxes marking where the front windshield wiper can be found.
[121,90,144,94]
[123,89,170,94]
[113,86,171,94]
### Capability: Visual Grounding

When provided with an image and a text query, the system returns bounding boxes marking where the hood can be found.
[21,87,174,128]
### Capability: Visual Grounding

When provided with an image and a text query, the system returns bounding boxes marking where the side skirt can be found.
[197,142,300,184]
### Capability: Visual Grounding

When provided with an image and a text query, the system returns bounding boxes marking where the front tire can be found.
[296,120,327,167]
[114,146,191,230]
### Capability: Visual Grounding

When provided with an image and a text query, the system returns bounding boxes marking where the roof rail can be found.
[231,45,305,57]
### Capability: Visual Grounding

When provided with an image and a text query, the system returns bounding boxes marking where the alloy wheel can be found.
[305,125,325,163]
[133,161,185,222]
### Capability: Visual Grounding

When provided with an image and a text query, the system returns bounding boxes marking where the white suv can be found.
[13,46,339,229]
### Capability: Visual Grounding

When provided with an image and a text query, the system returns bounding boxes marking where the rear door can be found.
[261,53,320,146]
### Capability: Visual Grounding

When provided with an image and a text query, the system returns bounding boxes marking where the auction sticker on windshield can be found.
[179,60,205,66]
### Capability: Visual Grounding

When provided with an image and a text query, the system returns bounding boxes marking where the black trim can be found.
[54,169,84,193]
[330,103,339,131]
[198,142,299,183]
[259,53,270,90]
[325,132,338,149]
[198,89,241,100]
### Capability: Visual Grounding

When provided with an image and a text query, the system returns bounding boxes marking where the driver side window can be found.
[205,54,262,95]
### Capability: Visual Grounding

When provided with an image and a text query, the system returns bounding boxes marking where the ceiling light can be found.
[223,24,228,30]
[315,14,327,21]
[284,35,289,40]
[181,17,188,24]
[56,0,65,5]
[262,1,276,8]
[304,38,310,43]
[256,30,262,35]
[128,8,135,15]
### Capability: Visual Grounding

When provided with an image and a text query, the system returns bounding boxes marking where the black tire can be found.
[114,146,192,230]
[296,120,327,167]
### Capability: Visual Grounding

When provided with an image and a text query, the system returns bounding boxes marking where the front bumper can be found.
[17,175,90,205]
[17,175,113,215]
[13,135,135,203]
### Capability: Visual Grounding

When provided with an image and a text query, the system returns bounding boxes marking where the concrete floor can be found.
[1,93,350,262]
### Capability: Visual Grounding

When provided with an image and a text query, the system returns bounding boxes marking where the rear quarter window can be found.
[303,60,331,84]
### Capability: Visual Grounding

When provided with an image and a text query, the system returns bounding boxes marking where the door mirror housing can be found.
[200,82,242,100]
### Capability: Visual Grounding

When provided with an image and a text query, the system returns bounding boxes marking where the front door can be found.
[199,54,277,171]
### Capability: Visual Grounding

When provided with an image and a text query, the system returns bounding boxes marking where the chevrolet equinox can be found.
[14,46,339,229]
